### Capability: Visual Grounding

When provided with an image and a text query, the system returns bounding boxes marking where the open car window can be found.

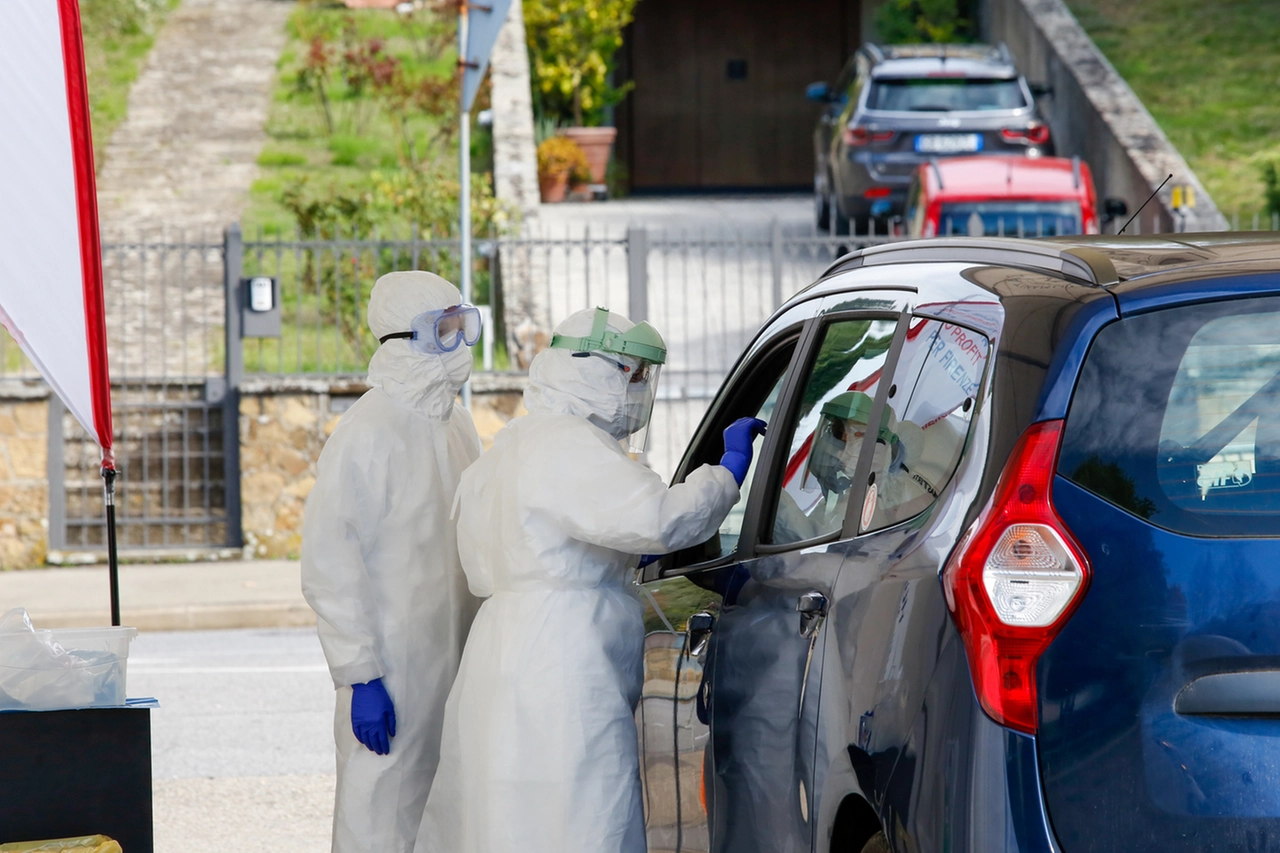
[664,337,799,570]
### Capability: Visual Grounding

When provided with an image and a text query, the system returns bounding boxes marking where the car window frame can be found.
[753,306,913,555]
[646,322,815,582]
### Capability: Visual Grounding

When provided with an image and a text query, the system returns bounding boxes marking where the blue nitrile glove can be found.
[351,678,396,756]
[720,417,768,486]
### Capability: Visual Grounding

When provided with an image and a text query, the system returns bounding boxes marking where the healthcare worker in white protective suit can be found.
[302,270,483,853]
[415,307,766,853]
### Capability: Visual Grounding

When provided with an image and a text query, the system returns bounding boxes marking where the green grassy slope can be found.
[1065,0,1280,220]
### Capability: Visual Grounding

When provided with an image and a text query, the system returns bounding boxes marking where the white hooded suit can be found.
[302,271,482,853]
[415,308,741,853]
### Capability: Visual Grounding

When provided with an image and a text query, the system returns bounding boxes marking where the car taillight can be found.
[844,126,895,146]
[942,420,1090,734]
[1000,123,1051,146]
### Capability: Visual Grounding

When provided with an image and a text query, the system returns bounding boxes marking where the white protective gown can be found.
[416,311,741,853]
[302,272,482,853]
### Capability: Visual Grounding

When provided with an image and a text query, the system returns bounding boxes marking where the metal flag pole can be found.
[101,460,120,626]
[458,0,473,410]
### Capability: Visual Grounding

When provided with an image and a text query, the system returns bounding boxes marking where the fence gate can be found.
[48,234,240,555]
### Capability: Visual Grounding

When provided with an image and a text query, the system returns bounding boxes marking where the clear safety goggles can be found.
[379,304,481,354]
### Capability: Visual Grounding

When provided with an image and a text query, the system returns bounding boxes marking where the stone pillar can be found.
[0,400,49,568]
[490,0,553,367]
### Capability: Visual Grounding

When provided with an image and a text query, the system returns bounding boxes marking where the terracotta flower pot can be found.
[539,171,570,203]
[562,127,617,185]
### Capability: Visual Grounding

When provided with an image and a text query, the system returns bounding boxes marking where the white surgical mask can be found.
[443,347,473,387]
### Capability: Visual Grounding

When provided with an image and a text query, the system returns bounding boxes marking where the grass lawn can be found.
[241,4,461,237]
[1065,0,1280,220]
[83,0,179,167]
[234,4,511,372]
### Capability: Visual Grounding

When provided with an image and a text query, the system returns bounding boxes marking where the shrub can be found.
[875,0,972,44]
[524,0,639,126]
[536,136,591,184]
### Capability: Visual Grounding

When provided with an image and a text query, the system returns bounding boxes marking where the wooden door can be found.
[624,0,857,190]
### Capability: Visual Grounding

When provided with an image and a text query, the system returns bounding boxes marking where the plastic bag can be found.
[0,837,122,852]
[0,609,121,711]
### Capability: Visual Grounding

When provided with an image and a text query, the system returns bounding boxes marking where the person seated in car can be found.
[774,391,901,543]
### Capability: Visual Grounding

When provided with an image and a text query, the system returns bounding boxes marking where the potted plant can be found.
[525,0,640,189]
[537,136,591,203]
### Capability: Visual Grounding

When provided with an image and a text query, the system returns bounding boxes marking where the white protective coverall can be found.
[415,309,741,853]
[302,271,482,853]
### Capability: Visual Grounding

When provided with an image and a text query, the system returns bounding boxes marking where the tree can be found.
[523,0,640,127]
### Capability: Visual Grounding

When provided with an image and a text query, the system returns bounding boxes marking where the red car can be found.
[904,154,1100,238]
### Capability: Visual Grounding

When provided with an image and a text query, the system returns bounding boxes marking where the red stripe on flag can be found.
[56,0,113,463]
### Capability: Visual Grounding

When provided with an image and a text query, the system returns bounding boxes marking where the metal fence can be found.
[50,234,231,553]
[28,213,1280,551]
[235,223,883,477]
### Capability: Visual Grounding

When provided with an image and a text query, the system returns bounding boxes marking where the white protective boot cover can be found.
[302,271,482,853]
[415,308,741,853]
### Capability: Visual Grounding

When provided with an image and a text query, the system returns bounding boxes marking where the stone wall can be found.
[0,376,527,567]
[0,396,50,569]
[239,389,342,560]
[238,375,528,560]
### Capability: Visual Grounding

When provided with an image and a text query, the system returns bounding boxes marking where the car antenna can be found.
[1118,173,1172,235]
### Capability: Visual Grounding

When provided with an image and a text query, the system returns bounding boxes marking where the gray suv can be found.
[809,44,1053,233]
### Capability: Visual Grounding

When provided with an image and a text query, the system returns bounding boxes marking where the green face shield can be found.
[803,391,897,495]
[550,307,668,452]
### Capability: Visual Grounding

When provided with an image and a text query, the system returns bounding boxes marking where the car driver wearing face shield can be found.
[774,391,900,543]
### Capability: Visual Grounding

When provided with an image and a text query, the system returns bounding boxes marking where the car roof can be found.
[870,58,1018,80]
[921,156,1090,200]
[867,43,1017,80]
[817,234,1280,294]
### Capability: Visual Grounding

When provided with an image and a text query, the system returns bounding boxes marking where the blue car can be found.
[635,235,1280,853]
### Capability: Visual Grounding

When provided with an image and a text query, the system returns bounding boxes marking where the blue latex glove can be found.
[720,417,768,486]
[351,678,396,755]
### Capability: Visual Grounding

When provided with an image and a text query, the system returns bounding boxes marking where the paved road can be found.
[130,627,335,852]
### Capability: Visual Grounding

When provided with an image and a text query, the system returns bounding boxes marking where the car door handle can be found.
[797,591,828,638]
[685,611,715,659]
[1176,670,1280,715]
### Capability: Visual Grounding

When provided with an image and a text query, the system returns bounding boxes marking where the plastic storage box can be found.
[0,623,138,712]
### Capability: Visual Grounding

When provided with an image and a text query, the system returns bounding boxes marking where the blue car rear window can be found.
[939,201,1080,237]
[1059,296,1280,537]
[866,78,1026,112]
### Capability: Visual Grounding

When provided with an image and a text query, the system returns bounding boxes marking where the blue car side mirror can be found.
[806,81,831,102]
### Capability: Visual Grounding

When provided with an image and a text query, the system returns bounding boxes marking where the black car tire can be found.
[830,190,851,237]
[859,831,891,853]
[816,184,831,231]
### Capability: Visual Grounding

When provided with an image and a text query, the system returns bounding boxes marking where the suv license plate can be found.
[915,133,983,153]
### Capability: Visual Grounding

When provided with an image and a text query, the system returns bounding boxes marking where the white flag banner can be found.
[0,0,113,460]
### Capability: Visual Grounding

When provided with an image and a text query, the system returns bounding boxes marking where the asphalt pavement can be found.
[131,627,335,852]
[0,560,313,630]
